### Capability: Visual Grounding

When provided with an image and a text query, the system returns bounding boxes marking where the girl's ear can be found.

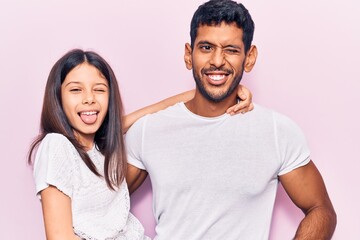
[244,45,258,73]
[184,43,193,70]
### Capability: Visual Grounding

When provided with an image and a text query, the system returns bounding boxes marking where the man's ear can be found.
[184,43,193,70]
[244,45,258,72]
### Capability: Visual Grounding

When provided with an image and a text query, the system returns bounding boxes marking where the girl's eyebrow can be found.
[64,81,109,87]
[64,81,81,87]
[94,82,109,87]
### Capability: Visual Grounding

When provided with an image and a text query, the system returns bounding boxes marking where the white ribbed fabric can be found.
[34,133,149,240]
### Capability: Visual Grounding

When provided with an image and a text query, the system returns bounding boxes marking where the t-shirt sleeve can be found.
[33,133,76,199]
[274,112,311,176]
[125,116,147,170]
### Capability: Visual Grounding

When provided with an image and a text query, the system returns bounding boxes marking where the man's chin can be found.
[195,78,237,103]
[203,92,229,103]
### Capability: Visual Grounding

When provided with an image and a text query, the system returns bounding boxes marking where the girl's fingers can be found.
[226,102,254,115]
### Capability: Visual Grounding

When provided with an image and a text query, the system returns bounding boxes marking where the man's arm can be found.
[279,160,337,240]
[127,164,148,194]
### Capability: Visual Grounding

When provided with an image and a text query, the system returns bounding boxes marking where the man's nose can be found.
[209,48,225,67]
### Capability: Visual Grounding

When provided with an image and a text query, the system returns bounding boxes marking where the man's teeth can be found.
[81,111,97,116]
[209,75,225,81]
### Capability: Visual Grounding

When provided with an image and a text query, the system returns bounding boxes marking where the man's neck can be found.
[185,90,237,117]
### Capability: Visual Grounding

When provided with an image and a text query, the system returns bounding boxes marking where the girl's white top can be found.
[33,133,149,240]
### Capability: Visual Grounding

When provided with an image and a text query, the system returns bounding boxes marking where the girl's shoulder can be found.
[42,133,72,146]
[37,133,77,158]
[34,133,79,198]
[43,132,70,142]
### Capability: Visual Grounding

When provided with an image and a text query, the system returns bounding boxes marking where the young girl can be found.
[28,49,253,239]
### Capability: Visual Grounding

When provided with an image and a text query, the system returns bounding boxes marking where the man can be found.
[125,0,337,239]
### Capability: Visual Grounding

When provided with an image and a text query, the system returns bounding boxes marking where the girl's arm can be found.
[123,85,253,133]
[122,90,195,133]
[40,186,80,240]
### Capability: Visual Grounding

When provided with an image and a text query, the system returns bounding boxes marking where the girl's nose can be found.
[82,92,95,104]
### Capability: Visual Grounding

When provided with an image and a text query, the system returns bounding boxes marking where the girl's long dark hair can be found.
[28,49,126,190]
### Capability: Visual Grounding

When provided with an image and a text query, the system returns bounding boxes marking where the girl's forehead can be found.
[63,63,107,85]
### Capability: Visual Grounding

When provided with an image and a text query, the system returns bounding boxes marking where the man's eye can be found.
[200,45,212,51]
[225,49,240,54]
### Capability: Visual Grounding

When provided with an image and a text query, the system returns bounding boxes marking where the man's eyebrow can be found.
[224,44,241,49]
[197,41,214,46]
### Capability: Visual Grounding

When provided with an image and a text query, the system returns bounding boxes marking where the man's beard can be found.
[193,66,244,103]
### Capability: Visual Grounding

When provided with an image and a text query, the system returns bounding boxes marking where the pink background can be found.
[1,0,359,239]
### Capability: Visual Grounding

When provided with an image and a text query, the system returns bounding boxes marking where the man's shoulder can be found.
[247,103,275,119]
[247,103,299,127]
[252,103,289,118]
[252,104,303,132]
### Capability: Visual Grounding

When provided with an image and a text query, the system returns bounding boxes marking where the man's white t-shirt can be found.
[126,103,310,240]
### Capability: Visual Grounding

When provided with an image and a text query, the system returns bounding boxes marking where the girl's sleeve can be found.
[33,133,76,199]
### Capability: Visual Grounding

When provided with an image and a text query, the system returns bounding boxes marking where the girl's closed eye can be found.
[70,88,82,92]
[94,87,107,93]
